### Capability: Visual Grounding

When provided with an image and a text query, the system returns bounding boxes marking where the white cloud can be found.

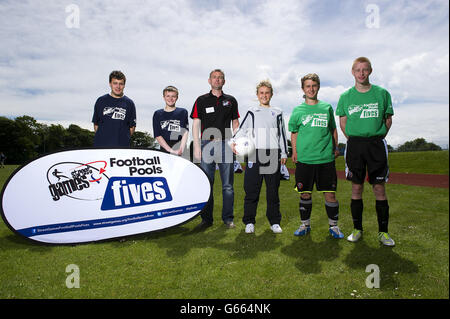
[387,103,449,148]
[0,0,448,148]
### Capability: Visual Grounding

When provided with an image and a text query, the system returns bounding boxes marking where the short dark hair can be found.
[109,70,126,84]
[209,69,225,79]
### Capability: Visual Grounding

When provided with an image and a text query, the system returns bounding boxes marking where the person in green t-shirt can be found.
[288,73,344,239]
[336,57,395,247]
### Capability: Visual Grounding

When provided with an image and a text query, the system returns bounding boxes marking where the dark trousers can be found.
[242,149,282,226]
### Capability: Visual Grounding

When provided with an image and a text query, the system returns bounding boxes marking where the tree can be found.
[0,117,20,164]
[397,138,442,152]
[65,124,94,148]
[130,131,156,148]
[0,115,156,163]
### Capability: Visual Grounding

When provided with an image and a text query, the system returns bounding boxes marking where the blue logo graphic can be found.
[101,176,172,211]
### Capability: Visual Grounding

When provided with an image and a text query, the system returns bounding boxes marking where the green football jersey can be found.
[288,100,336,164]
[336,85,394,137]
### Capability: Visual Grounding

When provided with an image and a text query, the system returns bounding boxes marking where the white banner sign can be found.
[1,149,211,244]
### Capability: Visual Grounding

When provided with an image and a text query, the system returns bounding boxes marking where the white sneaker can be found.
[271,224,282,233]
[347,229,362,242]
[245,223,255,233]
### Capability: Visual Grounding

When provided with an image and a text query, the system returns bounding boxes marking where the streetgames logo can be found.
[47,161,109,201]
[46,156,164,203]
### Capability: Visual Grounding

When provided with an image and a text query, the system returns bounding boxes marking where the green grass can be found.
[286,150,449,175]
[0,159,448,299]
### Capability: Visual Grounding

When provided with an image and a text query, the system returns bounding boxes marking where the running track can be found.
[285,169,449,188]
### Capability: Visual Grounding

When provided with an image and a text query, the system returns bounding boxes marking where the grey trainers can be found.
[225,221,236,229]
[347,229,362,242]
[378,232,395,246]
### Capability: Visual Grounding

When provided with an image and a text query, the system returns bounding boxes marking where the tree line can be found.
[0,116,155,164]
[0,115,444,164]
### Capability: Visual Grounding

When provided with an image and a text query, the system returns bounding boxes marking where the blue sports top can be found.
[153,107,189,147]
[92,94,136,147]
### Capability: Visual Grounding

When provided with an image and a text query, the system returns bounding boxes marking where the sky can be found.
[0,0,449,148]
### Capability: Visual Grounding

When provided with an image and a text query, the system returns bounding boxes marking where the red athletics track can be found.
[239,166,449,188]
[294,169,448,188]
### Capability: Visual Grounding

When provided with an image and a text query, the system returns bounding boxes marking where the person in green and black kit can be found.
[336,57,395,246]
[288,73,344,239]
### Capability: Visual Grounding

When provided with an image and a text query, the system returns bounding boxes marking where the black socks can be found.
[351,198,389,233]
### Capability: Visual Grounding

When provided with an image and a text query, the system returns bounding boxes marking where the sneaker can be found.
[378,232,395,246]
[347,229,362,242]
[195,220,213,230]
[245,223,255,234]
[271,224,282,233]
[329,226,344,239]
[225,221,236,229]
[294,224,311,236]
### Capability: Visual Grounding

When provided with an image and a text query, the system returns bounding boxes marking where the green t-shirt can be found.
[288,100,336,164]
[336,85,394,137]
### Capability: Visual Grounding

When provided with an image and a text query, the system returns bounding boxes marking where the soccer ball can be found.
[233,136,256,156]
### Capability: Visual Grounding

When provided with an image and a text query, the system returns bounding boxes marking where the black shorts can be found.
[294,161,337,193]
[345,136,389,185]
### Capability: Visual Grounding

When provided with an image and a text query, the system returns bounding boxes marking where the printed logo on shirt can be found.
[301,115,313,126]
[223,100,231,107]
[160,120,181,132]
[301,114,328,127]
[311,114,328,128]
[360,103,379,118]
[103,107,126,120]
[348,103,379,118]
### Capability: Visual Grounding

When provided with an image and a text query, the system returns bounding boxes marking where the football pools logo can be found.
[47,161,109,201]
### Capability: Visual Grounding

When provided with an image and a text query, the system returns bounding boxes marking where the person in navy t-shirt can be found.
[92,70,137,147]
[152,86,189,155]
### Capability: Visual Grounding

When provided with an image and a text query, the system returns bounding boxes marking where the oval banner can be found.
[0,149,211,244]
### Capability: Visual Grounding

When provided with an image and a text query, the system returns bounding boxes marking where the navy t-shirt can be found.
[153,108,189,148]
[92,94,137,147]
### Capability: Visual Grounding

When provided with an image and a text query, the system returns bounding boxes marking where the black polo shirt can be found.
[190,91,239,140]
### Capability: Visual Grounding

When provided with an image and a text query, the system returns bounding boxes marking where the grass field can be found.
[286,150,449,175]
[0,151,448,299]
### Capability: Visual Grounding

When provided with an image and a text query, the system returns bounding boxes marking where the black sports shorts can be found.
[345,136,389,185]
[294,161,337,193]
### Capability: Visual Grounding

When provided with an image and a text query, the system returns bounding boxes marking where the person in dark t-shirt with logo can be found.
[92,70,136,147]
[153,86,189,155]
[190,69,240,229]
[336,57,395,246]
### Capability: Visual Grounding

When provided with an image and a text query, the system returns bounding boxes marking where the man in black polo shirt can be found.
[191,69,240,229]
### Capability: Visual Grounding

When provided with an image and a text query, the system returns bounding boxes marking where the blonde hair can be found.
[300,73,320,89]
[256,79,273,95]
[352,57,372,71]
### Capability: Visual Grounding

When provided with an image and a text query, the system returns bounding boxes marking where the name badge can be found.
[206,107,215,114]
